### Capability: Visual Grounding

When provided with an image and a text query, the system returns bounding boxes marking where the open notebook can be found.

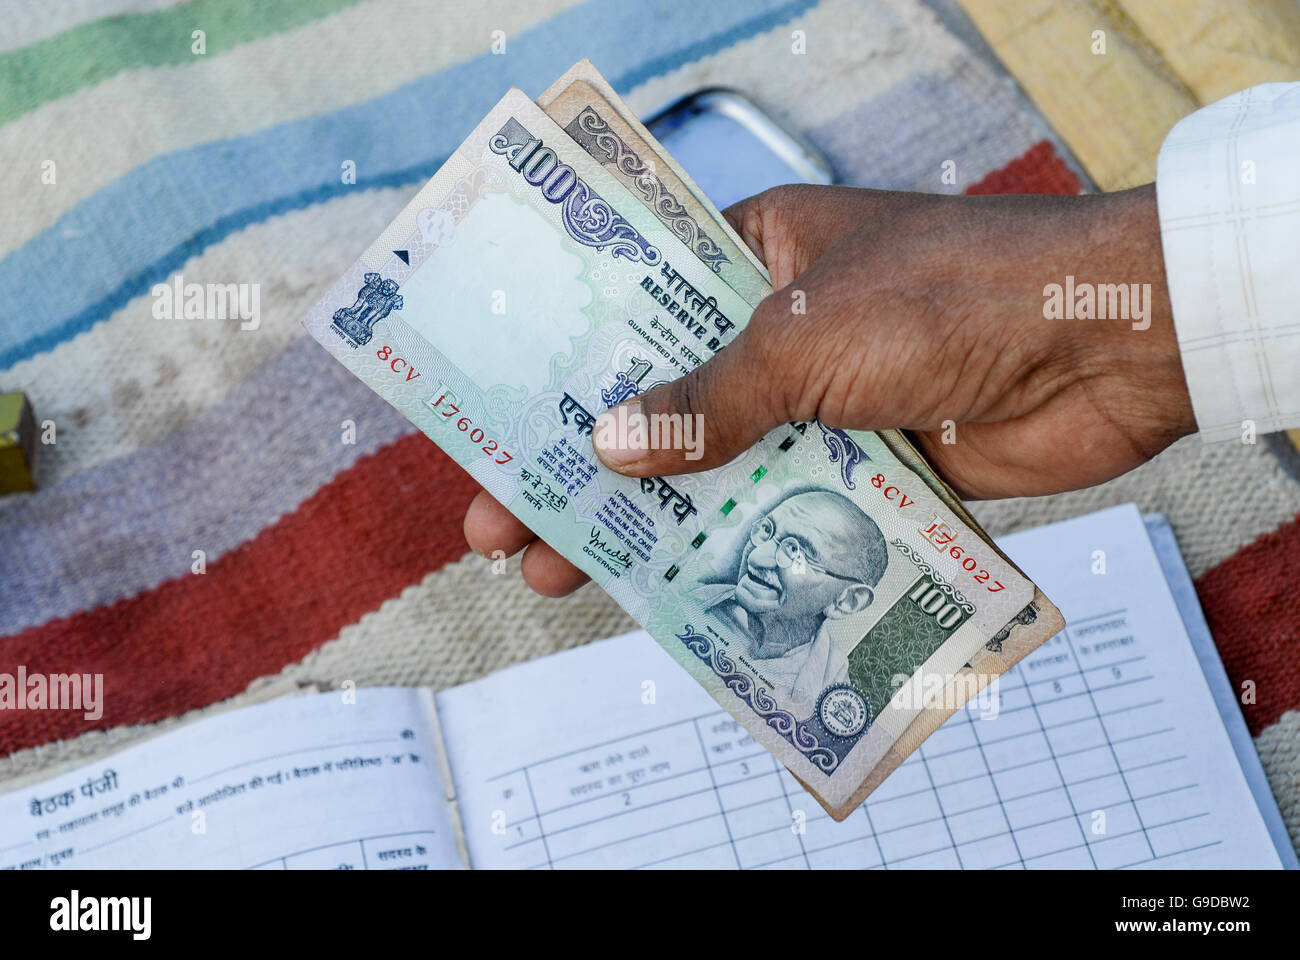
[3,504,1293,869]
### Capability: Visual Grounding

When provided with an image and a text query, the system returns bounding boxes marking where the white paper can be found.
[0,688,463,869]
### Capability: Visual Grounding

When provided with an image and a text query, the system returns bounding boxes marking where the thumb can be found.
[592,325,785,477]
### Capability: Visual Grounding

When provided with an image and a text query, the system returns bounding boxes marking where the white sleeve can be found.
[1156,82,1300,443]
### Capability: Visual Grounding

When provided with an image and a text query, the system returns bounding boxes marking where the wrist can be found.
[1079,185,1197,444]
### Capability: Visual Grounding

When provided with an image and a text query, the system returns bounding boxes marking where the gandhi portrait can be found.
[693,489,889,702]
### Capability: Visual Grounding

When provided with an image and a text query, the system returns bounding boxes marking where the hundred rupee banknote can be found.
[303,83,1061,819]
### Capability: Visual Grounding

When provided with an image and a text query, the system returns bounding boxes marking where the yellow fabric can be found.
[1123,0,1300,104]
[958,0,1300,190]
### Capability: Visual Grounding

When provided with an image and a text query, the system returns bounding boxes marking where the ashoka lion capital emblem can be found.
[331,272,403,348]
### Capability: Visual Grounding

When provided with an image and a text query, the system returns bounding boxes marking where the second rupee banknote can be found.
[303,82,1062,820]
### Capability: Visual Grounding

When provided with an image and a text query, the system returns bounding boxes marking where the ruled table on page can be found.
[438,506,1283,870]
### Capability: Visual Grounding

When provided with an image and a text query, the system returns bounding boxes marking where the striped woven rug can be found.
[0,0,1296,856]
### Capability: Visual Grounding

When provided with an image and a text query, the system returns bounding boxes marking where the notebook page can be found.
[438,504,1283,869]
[0,688,463,869]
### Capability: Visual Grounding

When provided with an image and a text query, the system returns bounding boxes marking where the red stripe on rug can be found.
[965,140,1082,196]
[1195,513,1300,736]
[0,433,478,756]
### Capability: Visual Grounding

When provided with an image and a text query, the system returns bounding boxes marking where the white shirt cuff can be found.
[1156,82,1300,443]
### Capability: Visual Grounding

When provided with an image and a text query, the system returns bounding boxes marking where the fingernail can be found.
[593,401,648,468]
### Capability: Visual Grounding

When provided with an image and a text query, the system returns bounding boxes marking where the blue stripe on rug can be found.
[0,0,818,369]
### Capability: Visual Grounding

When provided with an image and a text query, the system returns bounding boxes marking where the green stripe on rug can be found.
[0,0,362,128]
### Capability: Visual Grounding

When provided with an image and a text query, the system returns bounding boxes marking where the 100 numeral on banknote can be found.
[303,85,1053,819]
